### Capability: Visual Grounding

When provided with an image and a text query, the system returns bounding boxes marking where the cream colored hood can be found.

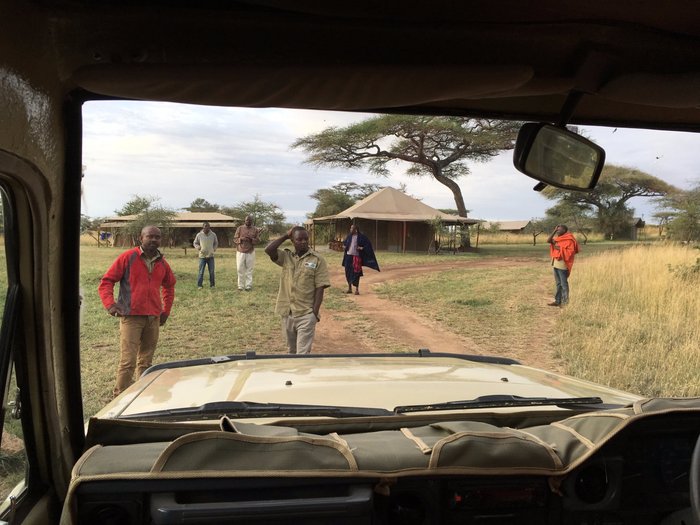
[95,355,641,419]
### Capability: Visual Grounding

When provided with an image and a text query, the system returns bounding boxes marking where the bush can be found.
[668,256,700,281]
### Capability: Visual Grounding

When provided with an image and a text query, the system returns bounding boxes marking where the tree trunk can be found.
[431,169,471,247]
[432,171,469,217]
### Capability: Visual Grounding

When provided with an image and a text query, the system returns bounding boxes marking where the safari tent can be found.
[311,187,479,252]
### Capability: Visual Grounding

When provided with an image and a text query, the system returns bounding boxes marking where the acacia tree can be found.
[115,194,157,216]
[292,115,521,219]
[524,218,558,246]
[185,198,220,212]
[542,165,675,240]
[116,195,176,245]
[659,183,700,242]
[651,211,674,238]
[309,182,386,218]
[222,195,286,237]
[544,202,595,244]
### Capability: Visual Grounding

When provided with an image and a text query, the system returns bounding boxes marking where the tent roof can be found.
[313,187,479,224]
[100,212,239,228]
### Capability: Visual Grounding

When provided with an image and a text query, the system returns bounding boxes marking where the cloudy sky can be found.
[81,101,700,224]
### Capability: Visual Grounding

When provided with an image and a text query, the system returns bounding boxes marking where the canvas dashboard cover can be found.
[60,397,700,524]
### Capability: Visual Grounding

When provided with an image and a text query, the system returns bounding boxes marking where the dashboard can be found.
[73,415,700,524]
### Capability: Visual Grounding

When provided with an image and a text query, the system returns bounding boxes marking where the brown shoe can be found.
[547,302,560,307]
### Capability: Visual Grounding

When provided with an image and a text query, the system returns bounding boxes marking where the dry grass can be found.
[554,244,700,397]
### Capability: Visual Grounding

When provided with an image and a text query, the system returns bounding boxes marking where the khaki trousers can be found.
[114,315,160,397]
[283,312,317,355]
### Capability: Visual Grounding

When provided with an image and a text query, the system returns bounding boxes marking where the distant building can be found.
[99,212,239,247]
[630,217,646,241]
[479,220,532,233]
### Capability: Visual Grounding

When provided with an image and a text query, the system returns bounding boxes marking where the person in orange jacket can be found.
[547,224,579,306]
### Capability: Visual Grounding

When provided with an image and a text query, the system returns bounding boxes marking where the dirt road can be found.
[313,258,564,373]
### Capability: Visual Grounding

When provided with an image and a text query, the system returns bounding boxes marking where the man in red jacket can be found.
[547,224,579,307]
[99,225,176,396]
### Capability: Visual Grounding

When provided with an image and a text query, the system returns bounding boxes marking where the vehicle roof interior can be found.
[32,0,700,130]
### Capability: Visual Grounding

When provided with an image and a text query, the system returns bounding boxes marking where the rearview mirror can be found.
[513,123,605,191]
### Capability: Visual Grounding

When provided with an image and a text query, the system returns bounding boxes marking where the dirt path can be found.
[313,258,564,373]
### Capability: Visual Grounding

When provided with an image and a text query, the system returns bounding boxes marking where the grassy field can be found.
[77,240,698,416]
[4,239,696,418]
[2,240,699,499]
[81,245,306,413]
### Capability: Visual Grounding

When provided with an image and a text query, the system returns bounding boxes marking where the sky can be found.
[81,101,700,224]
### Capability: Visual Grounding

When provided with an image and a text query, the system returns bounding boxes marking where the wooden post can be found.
[402,221,407,253]
[375,220,378,250]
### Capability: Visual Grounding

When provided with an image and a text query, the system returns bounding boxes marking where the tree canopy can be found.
[115,194,157,216]
[115,195,176,243]
[221,195,287,235]
[659,182,700,242]
[309,182,385,218]
[293,115,521,218]
[542,165,675,239]
[185,198,220,212]
[544,201,595,244]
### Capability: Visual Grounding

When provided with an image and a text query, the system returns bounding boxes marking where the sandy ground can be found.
[313,258,564,373]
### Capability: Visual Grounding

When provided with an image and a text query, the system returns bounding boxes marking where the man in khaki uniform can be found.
[265,226,330,354]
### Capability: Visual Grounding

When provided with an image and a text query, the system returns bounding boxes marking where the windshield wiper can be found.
[119,401,393,421]
[393,395,608,414]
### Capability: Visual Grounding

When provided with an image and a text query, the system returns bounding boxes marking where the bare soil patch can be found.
[314,258,564,373]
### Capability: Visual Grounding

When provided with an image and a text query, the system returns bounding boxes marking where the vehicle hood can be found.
[95,355,641,419]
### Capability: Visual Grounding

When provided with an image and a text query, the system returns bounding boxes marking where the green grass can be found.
[4,240,696,437]
[2,240,698,500]
[80,247,293,414]
[75,240,697,414]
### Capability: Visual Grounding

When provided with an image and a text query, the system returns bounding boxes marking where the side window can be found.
[1,368,25,503]
[0,188,26,504]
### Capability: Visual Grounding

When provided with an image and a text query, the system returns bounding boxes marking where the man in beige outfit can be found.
[233,215,260,291]
[265,226,330,354]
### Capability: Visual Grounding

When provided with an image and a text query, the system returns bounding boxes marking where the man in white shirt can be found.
[193,221,218,289]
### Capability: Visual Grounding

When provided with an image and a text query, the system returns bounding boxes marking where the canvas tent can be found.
[311,187,479,253]
[98,212,239,247]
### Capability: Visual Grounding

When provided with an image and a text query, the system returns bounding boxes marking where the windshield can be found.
[79,102,700,421]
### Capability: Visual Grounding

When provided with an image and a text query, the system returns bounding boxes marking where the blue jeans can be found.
[553,268,569,305]
[197,257,215,287]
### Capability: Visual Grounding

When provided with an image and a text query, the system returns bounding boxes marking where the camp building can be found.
[98,212,239,247]
[311,187,479,253]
